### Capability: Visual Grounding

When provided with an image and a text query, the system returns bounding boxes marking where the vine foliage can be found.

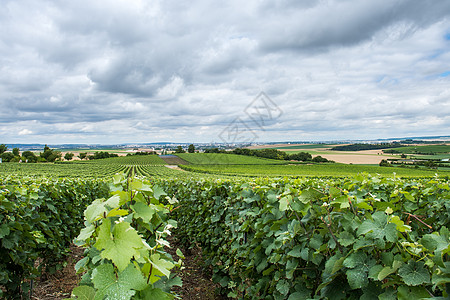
[161,174,450,299]
[72,174,182,300]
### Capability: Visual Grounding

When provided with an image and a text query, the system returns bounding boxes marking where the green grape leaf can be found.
[132,202,156,223]
[279,196,290,211]
[338,231,355,246]
[378,287,396,300]
[106,208,129,218]
[92,263,147,300]
[287,245,302,258]
[276,279,290,296]
[343,252,375,289]
[389,215,411,233]
[153,185,167,199]
[85,199,107,223]
[94,220,145,271]
[130,179,143,191]
[398,260,430,286]
[357,211,398,242]
[368,264,383,280]
[74,257,89,273]
[346,268,369,289]
[0,224,10,238]
[76,224,95,243]
[71,285,96,300]
[397,286,430,300]
[421,233,449,253]
[298,188,321,204]
[148,253,175,283]
[140,286,174,300]
[105,195,121,209]
[377,260,402,281]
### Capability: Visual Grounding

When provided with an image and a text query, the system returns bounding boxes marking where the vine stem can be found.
[286,197,306,232]
[402,212,432,229]
[147,263,153,284]
[321,215,343,253]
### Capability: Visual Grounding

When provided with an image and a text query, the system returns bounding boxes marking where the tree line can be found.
[0,144,119,163]
[204,147,330,162]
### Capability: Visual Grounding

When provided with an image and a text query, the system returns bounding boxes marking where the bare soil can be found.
[31,236,226,300]
[160,156,189,165]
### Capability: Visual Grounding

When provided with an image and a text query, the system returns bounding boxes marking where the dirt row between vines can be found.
[31,236,226,300]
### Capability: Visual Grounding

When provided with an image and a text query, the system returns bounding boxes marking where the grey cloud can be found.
[258,0,450,52]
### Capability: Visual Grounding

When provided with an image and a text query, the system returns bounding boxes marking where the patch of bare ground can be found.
[160,156,189,165]
[31,245,84,300]
[165,165,186,171]
[166,236,228,300]
[30,236,226,300]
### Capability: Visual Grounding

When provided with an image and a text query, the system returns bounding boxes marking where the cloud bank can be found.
[1,0,450,143]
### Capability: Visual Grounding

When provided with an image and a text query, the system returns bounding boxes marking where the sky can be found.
[1,0,450,144]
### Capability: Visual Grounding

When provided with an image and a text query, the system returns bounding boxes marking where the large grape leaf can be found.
[343,252,376,289]
[398,260,430,286]
[357,211,398,243]
[92,263,147,300]
[71,286,96,300]
[85,199,107,224]
[132,202,156,223]
[94,219,145,271]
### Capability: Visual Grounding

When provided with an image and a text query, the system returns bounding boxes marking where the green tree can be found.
[79,152,87,160]
[188,144,195,153]
[64,152,75,161]
[379,159,391,167]
[312,155,329,163]
[40,145,61,162]
[22,151,38,163]
[12,148,20,156]
[175,146,185,153]
[0,144,7,155]
[1,152,15,162]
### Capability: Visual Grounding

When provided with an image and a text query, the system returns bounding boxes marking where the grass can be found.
[268,144,333,150]
[180,163,450,177]
[384,144,450,154]
[175,153,289,165]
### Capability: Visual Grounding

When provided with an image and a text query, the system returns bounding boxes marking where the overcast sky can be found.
[1,0,450,144]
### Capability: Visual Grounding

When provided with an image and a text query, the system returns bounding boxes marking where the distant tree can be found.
[175,146,185,153]
[1,152,15,162]
[64,152,75,161]
[401,154,407,159]
[22,151,38,163]
[40,144,61,162]
[12,148,20,156]
[79,152,87,160]
[188,144,195,153]
[425,160,437,169]
[47,151,62,162]
[0,144,7,155]
[379,159,391,167]
[312,155,329,163]
[288,152,312,161]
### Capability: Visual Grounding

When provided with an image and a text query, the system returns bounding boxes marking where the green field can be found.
[0,155,182,178]
[180,163,450,177]
[175,153,290,165]
[384,144,450,154]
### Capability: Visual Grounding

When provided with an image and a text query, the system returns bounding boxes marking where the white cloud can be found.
[18,129,33,135]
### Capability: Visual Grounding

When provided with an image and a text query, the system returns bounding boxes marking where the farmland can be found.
[180,162,450,177]
[176,153,290,165]
[0,149,449,299]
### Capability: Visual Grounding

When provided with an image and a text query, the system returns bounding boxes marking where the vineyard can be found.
[0,154,449,299]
